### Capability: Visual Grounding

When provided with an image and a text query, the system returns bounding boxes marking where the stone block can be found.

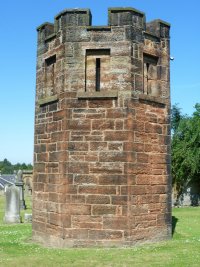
[103,217,128,230]
[86,195,110,204]
[88,229,123,240]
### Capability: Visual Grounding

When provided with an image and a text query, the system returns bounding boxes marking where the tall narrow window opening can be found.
[143,54,158,96]
[96,58,101,91]
[85,49,110,93]
[45,55,56,97]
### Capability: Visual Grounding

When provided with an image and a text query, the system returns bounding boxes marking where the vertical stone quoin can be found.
[33,7,171,247]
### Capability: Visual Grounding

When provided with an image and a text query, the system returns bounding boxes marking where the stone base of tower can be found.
[32,226,171,248]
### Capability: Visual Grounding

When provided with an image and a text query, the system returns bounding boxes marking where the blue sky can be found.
[0,0,199,164]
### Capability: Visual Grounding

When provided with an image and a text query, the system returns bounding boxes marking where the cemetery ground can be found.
[0,195,200,267]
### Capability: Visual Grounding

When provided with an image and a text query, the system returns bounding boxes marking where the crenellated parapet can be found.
[36,7,170,43]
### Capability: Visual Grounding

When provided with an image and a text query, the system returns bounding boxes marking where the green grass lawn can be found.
[0,194,200,267]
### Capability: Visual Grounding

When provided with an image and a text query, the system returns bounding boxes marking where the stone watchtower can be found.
[33,7,171,247]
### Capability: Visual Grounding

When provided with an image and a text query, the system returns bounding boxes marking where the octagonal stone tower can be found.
[33,7,171,247]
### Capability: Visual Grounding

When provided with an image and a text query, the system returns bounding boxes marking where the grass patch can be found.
[0,193,200,266]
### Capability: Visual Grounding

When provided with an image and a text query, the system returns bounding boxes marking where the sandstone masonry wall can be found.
[33,7,171,247]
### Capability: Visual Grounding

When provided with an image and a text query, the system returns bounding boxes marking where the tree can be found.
[172,104,200,198]
[0,159,33,174]
[0,159,14,174]
[171,104,183,133]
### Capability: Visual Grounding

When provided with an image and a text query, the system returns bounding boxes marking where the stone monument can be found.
[4,185,21,223]
[15,170,26,210]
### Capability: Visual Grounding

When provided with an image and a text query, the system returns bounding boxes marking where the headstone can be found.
[24,213,32,223]
[16,170,23,182]
[4,185,21,223]
[15,170,26,209]
[13,170,17,178]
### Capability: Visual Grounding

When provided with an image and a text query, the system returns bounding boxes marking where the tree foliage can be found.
[171,104,183,133]
[0,159,33,174]
[172,104,200,196]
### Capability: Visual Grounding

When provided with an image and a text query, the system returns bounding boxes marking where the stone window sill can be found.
[133,93,168,105]
[38,95,58,106]
[77,91,118,99]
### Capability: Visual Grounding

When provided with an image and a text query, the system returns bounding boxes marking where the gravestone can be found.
[15,170,26,209]
[24,213,32,223]
[4,185,21,223]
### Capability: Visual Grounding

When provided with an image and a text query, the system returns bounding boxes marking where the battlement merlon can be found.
[108,7,146,28]
[37,22,55,43]
[37,22,54,32]
[146,19,171,39]
[54,8,92,31]
[36,9,92,41]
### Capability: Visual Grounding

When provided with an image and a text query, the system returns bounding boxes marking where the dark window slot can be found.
[96,58,101,91]
[45,55,56,66]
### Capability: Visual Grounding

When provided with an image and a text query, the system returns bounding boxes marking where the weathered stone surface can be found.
[4,185,21,224]
[33,7,171,247]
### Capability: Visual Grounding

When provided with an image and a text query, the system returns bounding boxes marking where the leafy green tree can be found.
[172,104,200,198]
[0,159,14,174]
[14,162,33,171]
[0,159,33,174]
[171,104,183,133]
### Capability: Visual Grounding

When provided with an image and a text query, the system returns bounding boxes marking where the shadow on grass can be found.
[172,216,178,236]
